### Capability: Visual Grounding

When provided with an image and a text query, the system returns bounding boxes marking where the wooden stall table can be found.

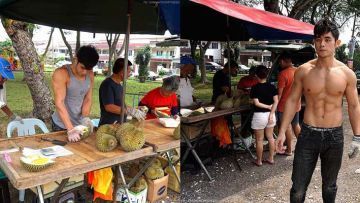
[0,130,156,203]
[144,119,181,185]
[180,105,251,181]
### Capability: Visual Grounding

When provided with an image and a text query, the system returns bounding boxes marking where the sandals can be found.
[264,159,275,165]
[252,160,262,167]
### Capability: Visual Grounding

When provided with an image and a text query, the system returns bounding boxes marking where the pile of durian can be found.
[20,155,55,172]
[215,92,250,110]
[144,159,165,180]
[95,121,145,152]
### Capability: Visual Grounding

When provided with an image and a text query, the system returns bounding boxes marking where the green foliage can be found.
[54,57,65,64]
[135,46,151,77]
[335,44,348,63]
[158,69,168,76]
[0,40,12,49]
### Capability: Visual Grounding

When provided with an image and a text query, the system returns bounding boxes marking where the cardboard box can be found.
[182,121,211,140]
[165,164,180,193]
[146,174,169,203]
[116,186,147,203]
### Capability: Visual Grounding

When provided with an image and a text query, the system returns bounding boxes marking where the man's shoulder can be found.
[52,66,69,82]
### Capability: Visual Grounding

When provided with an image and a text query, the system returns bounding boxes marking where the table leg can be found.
[119,165,132,203]
[50,178,69,203]
[165,151,180,184]
[180,120,209,165]
[181,125,214,181]
[117,156,157,202]
[36,186,45,203]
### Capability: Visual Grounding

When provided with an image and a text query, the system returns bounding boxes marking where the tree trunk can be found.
[289,0,322,19]
[75,31,80,53]
[115,36,126,60]
[190,40,199,59]
[41,27,54,62]
[59,28,74,61]
[199,41,211,84]
[106,33,120,76]
[2,18,54,121]
[264,0,280,14]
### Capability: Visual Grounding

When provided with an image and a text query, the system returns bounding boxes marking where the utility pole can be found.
[348,14,358,70]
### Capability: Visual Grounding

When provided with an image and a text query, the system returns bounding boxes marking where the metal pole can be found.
[226,15,232,95]
[121,0,132,123]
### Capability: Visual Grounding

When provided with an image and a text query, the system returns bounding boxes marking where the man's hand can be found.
[348,136,360,159]
[127,107,146,121]
[80,117,94,134]
[10,114,24,124]
[275,132,286,154]
[67,127,82,142]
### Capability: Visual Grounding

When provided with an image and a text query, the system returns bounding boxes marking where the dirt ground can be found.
[181,100,360,203]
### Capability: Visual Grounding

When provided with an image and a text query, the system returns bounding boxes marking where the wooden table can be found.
[0,119,179,202]
[180,105,251,181]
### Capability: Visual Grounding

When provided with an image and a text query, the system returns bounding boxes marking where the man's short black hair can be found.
[224,60,239,69]
[255,65,269,79]
[314,18,339,40]
[76,45,99,70]
[113,58,133,74]
[278,51,292,61]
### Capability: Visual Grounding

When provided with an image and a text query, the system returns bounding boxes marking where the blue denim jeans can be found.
[290,123,344,203]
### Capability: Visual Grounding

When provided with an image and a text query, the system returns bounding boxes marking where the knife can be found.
[41,137,67,146]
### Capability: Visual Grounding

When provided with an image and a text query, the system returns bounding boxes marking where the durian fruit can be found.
[220,98,234,109]
[96,133,118,152]
[145,166,165,180]
[171,155,180,163]
[172,125,180,140]
[20,155,55,172]
[73,125,91,139]
[97,124,117,136]
[189,107,205,117]
[151,159,162,168]
[119,127,145,152]
[129,176,147,193]
[215,94,228,108]
[115,122,136,142]
[155,110,171,118]
[233,97,241,108]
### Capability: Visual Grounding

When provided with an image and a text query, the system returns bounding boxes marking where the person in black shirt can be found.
[250,65,278,166]
[211,60,238,103]
[99,58,146,126]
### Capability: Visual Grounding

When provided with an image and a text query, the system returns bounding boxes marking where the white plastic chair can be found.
[6,118,49,202]
[7,118,49,137]
[91,118,100,128]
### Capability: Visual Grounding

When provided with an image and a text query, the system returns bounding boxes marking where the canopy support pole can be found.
[120,0,132,124]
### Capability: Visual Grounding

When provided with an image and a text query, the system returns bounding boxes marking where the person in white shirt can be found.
[177,56,196,107]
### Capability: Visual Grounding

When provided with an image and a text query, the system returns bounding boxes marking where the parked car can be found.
[238,64,250,74]
[55,60,70,67]
[205,62,222,72]
[93,65,103,76]
[147,71,159,81]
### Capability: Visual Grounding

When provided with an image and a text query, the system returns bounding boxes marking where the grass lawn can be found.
[0,71,162,134]
[193,72,243,102]
[0,70,245,135]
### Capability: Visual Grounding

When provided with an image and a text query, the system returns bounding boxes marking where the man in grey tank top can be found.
[51,45,99,142]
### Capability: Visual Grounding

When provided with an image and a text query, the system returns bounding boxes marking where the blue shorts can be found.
[277,111,299,125]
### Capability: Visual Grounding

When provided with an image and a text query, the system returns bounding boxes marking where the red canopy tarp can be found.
[181,0,314,41]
